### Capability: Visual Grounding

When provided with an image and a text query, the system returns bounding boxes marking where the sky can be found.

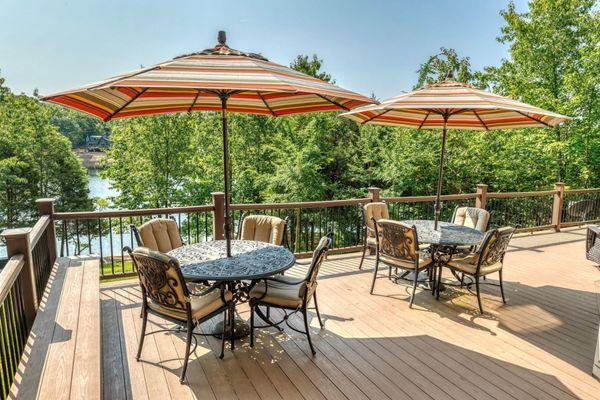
[0,0,529,100]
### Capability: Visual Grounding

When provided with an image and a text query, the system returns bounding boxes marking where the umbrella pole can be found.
[434,115,448,230]
[220,94,232,257]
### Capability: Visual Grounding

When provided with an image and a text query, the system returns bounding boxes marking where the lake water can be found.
[88,169,118,201]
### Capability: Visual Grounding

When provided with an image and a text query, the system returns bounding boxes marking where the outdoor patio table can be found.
[400,220,485,296]
[168,240,295,339]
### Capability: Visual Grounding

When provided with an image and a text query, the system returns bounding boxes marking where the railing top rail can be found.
[29,215,50,248]
[564,188,600,195]
[487,190,557,199]
[0,254,25,304]
[54,204,215,220]
[382,193,479,203]
[230,198,369,211]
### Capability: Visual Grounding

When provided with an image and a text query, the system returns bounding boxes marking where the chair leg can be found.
[475,276,484,314]
[436,264,443,300]
[229,307,235,351]
[180,319,193,383]
[358,243,368,270]
[136,307,148,361]
[303,307,316,355]
[250,303,255,348]
[220,311,226,359]
[409,268,419,308]
[370,256,380,294]
[499,270,506,304]
[313,291,324,328]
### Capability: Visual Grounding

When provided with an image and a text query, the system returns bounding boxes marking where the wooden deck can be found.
[98,228,600,400]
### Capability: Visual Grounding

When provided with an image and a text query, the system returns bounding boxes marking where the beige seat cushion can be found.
[250,276,309,308]
[453,207,490,233]
[367,236,377,246]
[447,254,501,275]
[139,218,183,253]
[148,288,232,323]
[240,215,285,245]
[379,254,432,270]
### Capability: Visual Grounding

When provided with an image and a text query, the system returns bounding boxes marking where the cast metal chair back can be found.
[125,246,232,383]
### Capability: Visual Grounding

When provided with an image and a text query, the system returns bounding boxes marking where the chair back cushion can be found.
[138,218,183,253]
[364,202,389,236]
[304,236,332,297]
[453,207,490,232]
[376,219,419,268]
[477,227,515,270]
[240,215,285,245]
[129,247,189,314]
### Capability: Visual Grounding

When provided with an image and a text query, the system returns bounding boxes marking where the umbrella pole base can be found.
[212,318,250,339]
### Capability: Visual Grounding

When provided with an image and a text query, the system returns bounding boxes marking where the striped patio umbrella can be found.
[43,31,373,256]
[340,80,570,229]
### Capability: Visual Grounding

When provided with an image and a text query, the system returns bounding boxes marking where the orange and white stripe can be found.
[43,45,373,121]
[340,81,569,130]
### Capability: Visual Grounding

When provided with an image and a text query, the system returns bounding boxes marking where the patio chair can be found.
[249,234,332,355]
[125,246,234,383]
[443,227,515,313]
[131,217,184,252]
[452,206,491,233]
[371,219,433,307]
[586,225,600,266]
[358,202,389,269]
[237,214,288,247]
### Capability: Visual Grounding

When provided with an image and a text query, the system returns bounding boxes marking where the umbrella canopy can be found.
[43,33,372,121]
[44,31,374,256]
[340,80,570,229]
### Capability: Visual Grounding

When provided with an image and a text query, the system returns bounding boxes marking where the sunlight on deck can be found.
[98,228,600,400]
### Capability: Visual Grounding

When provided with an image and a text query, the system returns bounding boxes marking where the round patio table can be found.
[401,220,484,247]
[168,240,295,338]
[400,220,485,296]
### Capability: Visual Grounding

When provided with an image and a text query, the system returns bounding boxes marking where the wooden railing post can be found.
[476,184,488,209]
[552,182,565,232]
[1,228,37,324]
[368,187,381,202]
[211,192,225,240]
[36,198,57,264]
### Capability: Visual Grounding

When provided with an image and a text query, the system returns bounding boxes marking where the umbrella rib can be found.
[104,87,148,121]
[515,110,552,127]
[361,109,392,125]
[418,111,431,129]
[188,89,202,113]
[257,91,276,117]
[316,94,350,111]
[472,109,489,131]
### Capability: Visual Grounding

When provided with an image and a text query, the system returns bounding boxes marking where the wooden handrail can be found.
[564,188,600,195]
[230,198,369,211]
[54,204,215,220]
[487,190,557,199]
[0,254,25,304]
[382,193,479,203]
[29,215,50,249]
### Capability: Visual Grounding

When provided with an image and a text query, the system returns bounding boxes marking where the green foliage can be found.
[0,76,92,228]
[49,105,111,147]
[22,0,600,215]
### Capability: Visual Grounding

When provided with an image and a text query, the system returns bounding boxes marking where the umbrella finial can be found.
[218,31,227,45]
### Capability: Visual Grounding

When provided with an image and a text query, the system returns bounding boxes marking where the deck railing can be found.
[38,183,600,279]
[0,199,57,399]
[0,184,599,397]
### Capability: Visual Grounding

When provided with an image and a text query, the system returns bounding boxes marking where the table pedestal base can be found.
[212,318,250,340]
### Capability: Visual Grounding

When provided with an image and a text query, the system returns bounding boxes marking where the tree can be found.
[0,75,92,228]
[416,47,476,88]
[290,55,333,83]
[485,0,599,185]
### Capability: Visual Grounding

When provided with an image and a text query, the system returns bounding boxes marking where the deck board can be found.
[99,228,600,400]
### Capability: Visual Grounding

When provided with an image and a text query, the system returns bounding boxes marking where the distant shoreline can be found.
[73,148,107,169]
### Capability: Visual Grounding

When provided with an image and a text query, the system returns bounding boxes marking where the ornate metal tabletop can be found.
[401,220,484,246]
[168,240,296,281]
